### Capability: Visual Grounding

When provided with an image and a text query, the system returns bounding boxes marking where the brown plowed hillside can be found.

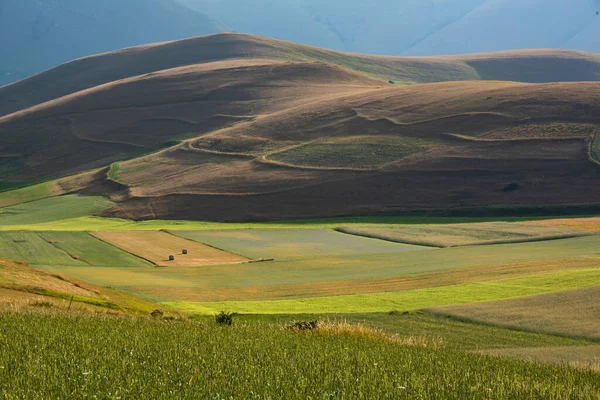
[93,80,600,221]
[2,35,600,220]
[2,33,600,117]
[0,61,382,182]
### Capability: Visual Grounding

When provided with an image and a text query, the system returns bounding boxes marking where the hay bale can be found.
[72,255,79,260]
[169,255,175,261]
[182,249,188,255]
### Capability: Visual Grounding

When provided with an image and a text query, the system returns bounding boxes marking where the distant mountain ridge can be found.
[181,0,600,56]
[1,33,599,118]
[0,0,220,86]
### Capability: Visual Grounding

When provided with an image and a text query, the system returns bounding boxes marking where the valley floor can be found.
[1,194,600,397]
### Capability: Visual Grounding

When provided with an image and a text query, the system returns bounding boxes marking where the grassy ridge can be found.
[1,311,600,399]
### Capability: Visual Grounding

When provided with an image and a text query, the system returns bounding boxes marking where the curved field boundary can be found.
[591,127,600,165]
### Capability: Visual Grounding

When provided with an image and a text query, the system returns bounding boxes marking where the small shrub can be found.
[31,301,53,308]
[150,309,164,318]
[502,183,522,192]
[287,321,319,331]
[215,311,237,325]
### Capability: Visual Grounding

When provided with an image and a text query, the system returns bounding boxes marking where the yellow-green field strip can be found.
[161,268,600,315]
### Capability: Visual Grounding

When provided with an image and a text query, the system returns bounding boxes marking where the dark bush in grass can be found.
[215,310,237,325]
[502,183,522,192]
[287,320,318,331]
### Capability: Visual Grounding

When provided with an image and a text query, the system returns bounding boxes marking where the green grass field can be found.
[336,221,590,248]
[2,310,600,399]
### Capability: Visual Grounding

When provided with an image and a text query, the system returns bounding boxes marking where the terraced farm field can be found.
[91,231,249,267]
[266,135,435,169]
[336,221,590,248]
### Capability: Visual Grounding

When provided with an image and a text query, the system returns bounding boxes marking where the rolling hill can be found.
[0,0,220,87]
[1,33,600,118]
[181,0,600,56]
[1,33,600,220]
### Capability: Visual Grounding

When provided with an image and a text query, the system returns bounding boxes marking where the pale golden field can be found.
[91,231,249,267]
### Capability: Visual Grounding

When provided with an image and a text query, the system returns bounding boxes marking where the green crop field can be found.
[37,232,153,267]
[0,231,151,268]
[0,180,57,207]
[0,232,82,266]
[0,195,113,226]
[336,221,591,248]
[162,268,600,315]
[2,310,600,399]
[174,228,425,260]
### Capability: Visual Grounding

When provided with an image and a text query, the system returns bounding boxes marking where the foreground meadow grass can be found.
[1,311,600,399]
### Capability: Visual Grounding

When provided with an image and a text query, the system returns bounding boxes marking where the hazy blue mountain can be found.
[0,0,220,86]
[181,0,600,56]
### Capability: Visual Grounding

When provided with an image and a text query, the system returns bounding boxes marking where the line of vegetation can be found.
[107,163,121,182]
[1,310,599,398]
